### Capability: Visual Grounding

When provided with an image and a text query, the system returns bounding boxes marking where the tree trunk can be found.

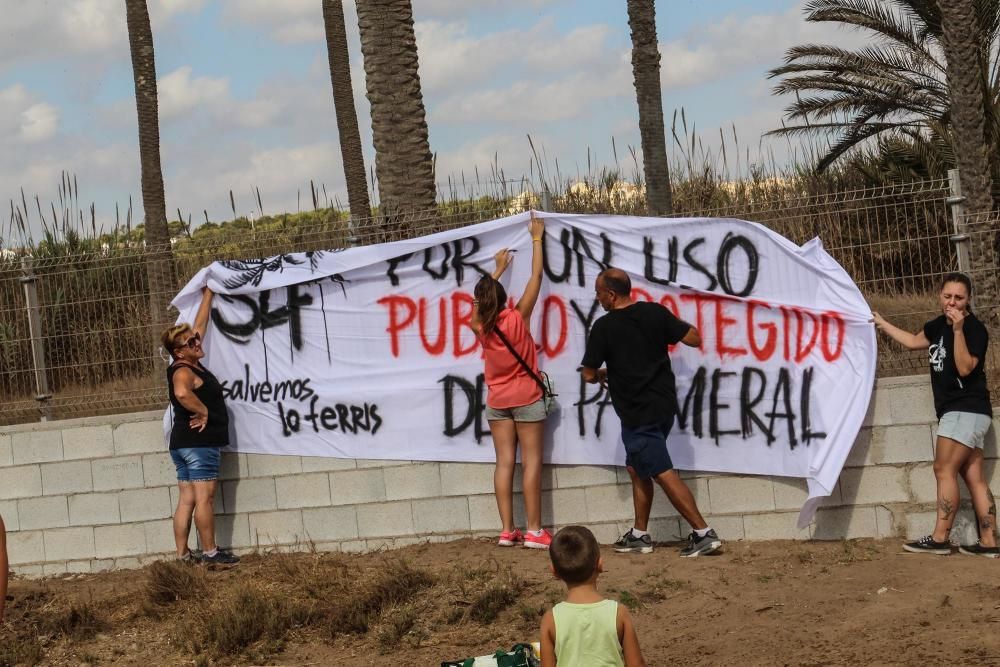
[323,0,371,234]
[940,0,997,314]
[356,0,437,235]
[627,0,672,216]
[125,0,174,338]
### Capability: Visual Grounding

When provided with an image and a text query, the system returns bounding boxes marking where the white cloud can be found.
[157,66,230,120]
[220,0,322,43]
[0,84,60,144]
[415,18,613,94]
[152,0,208,18]
[414,0,565,20]
[20,103,59,142]
[658,6,870,90]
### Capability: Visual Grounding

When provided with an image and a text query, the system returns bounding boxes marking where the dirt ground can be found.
[3,537,1000,666]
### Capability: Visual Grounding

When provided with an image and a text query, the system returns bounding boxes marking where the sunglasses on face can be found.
[177,332,201,350]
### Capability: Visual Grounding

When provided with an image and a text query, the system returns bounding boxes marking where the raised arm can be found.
[515,213,545,322]
[873,311,929,350]
[192,286,215,339]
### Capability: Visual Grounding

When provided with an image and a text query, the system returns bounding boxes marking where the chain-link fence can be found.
[1,175,996,425]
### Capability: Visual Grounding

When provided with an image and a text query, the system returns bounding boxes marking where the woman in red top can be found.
[472,214,551,549]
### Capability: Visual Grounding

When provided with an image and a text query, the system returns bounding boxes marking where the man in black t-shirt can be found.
[580,268,722,557]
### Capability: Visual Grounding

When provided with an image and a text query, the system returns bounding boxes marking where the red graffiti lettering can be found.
[377,295,417,358]
[821,312,846,361]
[747,300,777,362]
[714,297,747,359]
[418,297,447,355]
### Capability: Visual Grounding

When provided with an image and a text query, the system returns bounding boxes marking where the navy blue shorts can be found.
[620,418,674,479]
[170,446,222,482]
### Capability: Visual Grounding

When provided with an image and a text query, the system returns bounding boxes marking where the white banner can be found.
[171,211,876,526]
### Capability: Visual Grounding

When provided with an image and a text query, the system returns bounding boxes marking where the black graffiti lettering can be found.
[709,369,740,445]
[351,405,369,432]
[422,243,451,280]
[643,236,672,286]
[385,252,414,287]
[386,240,487,286]
[211,286,312,350]
[739,367,773,442]
[765,367,797,449]
[571,229,611,286]
[302,395,321,432]
[440,373,488,443]
[800,367,826,444]
[682,238,718,292]
[678,365,823,448]
[543,228,573,284]
[279,396,381,437]
[221,367,314,403]
[717,233,759,297]
[211,294,258,343]
[321,406,338,430]
[570,298,602,339]
[335,403,355,434]
[277,401,300,436]
[574,375,614,438]
[676,367,707,437]
[543,228,611,286]
[450,237,489,286]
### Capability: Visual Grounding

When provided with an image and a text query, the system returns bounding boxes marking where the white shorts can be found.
[937,411,993,449]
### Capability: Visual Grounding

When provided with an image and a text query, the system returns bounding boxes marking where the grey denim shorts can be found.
[485,397,547,423]
[937,411,992,449]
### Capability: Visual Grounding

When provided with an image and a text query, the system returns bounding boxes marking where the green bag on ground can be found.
[441,642,540,667]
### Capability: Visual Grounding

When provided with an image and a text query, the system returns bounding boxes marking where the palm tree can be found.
[125,0,174,335]
[767,0,1000,182]
[322,0,371,229]
[355,0,437,227]
[941,0,996,215]
[941,0,997,313]
[627,0,673,215]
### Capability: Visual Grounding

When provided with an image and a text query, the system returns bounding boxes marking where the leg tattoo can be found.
[983,489,997,534]
[938,497,956,520]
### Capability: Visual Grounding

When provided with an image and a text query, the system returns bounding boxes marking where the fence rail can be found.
[1,175,996,425]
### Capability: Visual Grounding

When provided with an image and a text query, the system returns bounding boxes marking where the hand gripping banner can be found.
[170,211,876,527]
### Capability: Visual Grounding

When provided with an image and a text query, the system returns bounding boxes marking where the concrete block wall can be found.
[2,375,997,576]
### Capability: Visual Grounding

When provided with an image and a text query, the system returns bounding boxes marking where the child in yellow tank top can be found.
[540,526,646,666]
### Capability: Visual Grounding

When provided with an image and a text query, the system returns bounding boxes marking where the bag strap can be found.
[493,325,554,397]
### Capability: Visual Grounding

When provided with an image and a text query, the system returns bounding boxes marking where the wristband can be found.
[532,238,543,242]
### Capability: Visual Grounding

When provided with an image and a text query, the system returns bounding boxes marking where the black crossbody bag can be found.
[493,326,557,413]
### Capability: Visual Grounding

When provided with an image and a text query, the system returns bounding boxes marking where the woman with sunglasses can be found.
[471,213,552,549]
[161,287,239,566]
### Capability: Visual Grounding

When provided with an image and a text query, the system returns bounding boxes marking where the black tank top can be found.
[167,362,230,449]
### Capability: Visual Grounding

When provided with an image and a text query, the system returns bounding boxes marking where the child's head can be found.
[549,525,601,585]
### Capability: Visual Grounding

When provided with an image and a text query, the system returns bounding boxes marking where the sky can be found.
[0,0,866,239]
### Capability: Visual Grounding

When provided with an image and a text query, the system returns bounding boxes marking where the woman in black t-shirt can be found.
[161,287,239,566]
[873,273,996,557]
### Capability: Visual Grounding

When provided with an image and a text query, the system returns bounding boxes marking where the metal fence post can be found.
[20,256,53,421]
[540,185,553,212]
[947,168,971,274]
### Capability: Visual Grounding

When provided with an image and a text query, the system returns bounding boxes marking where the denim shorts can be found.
[170,446,222,482]
[485,397,547,423]
[937,411,992,449]
[621,418,675,479]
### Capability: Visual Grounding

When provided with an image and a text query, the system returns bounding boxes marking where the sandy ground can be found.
[3,537,1000,666]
